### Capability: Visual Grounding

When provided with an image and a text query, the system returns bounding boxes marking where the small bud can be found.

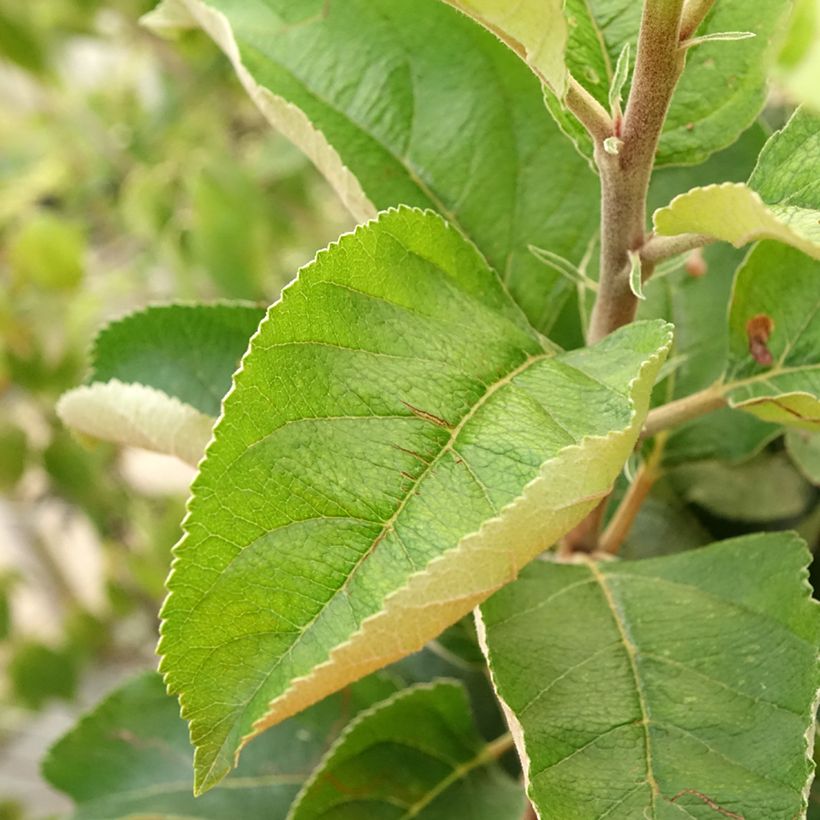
[685,247,707,277]
[603,136,623,155]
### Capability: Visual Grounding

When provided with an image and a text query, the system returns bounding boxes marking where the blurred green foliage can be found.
[0,0,349,784]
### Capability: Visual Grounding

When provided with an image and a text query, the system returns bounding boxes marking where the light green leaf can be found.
[478,533,820,819]
[628,250,644,300]
[546,0,790,167]
[143,0,599,339]
[57,303,264,463]
[159,207,672,793]
[682,30,757,48]
[440,0,567,94]
[57,380,214,467]
[42,671,399,819]
[787,430,820,484]
[608,42,630,115]
[725,241,820,430]
[776,0,820,111]
[289,682,523,820]
[654,108,820,259]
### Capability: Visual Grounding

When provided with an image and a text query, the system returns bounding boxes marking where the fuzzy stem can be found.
[679,0,716,39]
[599,434,667,555]
[588,0,686,343]
[642,383,727,438]
[564,75,614,143]
[640,232,714,264]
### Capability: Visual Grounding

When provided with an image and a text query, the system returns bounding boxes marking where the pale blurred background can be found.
[0,2,351,815]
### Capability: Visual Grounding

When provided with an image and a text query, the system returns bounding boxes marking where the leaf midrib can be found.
[210,348,554,780]
[587,560,660,811]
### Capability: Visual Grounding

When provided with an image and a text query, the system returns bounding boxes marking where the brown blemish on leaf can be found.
[391,444,430,465]
[669,789,745,819]
[746,314,775,366]
[401,401,451,429]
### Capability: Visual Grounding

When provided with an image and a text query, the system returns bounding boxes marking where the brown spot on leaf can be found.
[746,314,775,366]
[401,401,451,429]
[669,789,745,819]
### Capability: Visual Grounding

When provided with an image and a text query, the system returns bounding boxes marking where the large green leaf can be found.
[654,108,820,259]
[478,533,820,818]
[159,207,672,793]
[289,682,523,819]
[57,303,264,464]
[544,0,789,167]
[143,0,599,339]
[725,241,820,429]
[42,671,398,819]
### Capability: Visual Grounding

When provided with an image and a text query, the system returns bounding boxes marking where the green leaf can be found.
[661,407,781,467]
[546,0,790,167]
[787,430,820,484]
[289,682,523,819]
[439,0,568,94]
[9,642,77,709]
[478,533,820,819]
[654,108,820,259]
[43,671,399,820]
[628,250,644,301]
[57,303,264,463]
[725,241,820,429]
[143,0,599,339]
[775,0,820,111]
[608,42,631,115]
[89,303,265,417]
[159,207,672,793]
[669,451,814,522]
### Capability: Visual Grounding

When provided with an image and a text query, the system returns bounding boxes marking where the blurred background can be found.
[0,1,351,815]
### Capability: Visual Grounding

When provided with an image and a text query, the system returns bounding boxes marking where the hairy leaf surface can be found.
[725,241,820,429]
[57,303,264,463]
[144,0,599,338]
[655,109,820,259]
[42,671,398,819]
[159,208,671,792]
[289,682,523,819]
[479,534,819,819]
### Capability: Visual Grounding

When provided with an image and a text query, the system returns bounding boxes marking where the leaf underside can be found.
[479,533,820,819]
[158,207,671,792]
[57,303,265,462]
